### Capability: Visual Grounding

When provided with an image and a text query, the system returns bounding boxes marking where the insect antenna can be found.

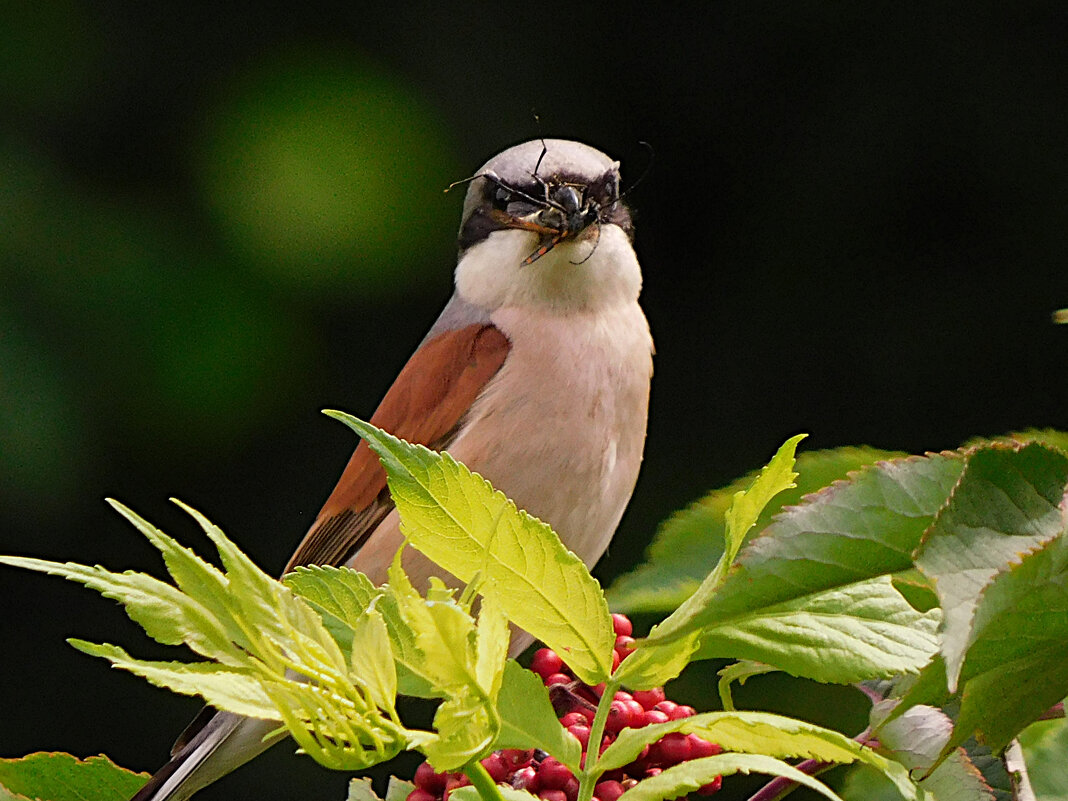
[607,140,655,209]
[570,223,602,266]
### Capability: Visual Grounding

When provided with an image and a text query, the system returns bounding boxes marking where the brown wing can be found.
[283,322,510,572]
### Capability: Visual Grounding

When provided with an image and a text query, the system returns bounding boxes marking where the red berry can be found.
[445,774,470,790]
[538,757,575,790]
[614,635,636,657]
[595,780,625,801]
[654,732,692,765]
[500,749,535,769]
[688,734,722,759]
[512,766,538,791]
[539,792,567,801]
[697,777,723,795]
[592,682,607,698]
[560,711,588,728]
[481,752,509,782]
[611,650,621,672]
[611,614,633,637]
[669,704,695,720]
[653,700,678,715]
[643,709,670,726]
[624,699,646,724]
[645,768,662,778]
[561,777,580,801]
[531,649,565,679]
[573,705,597,724]
[567,723,591,749]
[414,762,446,792]
[632,688,666,710]
[544,672,572,687]
[605,700,632,733]
[407,790,437,801]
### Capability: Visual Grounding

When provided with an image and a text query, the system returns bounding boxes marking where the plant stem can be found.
[464,758,505,801]
[745,759,832,801]
[576,678,621,801]
[746,728,877,801]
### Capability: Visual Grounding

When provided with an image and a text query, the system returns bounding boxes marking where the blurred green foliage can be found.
[195,49,457,292]
[0,42,458,511]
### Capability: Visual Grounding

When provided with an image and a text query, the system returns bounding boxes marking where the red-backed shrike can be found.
[132,139,653,801]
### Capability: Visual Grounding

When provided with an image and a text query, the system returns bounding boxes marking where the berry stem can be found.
[576,677,622,801]
[463,757,507,801]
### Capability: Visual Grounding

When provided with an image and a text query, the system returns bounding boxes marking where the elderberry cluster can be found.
[406,614,722,801]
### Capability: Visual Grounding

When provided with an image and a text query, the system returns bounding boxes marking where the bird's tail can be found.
[130,711,282,801]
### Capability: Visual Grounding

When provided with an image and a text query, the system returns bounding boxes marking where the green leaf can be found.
[106,500,249,653]
[175,500,349,677]
[967,742,1021,801]
[284,564,381,652]
[266,681,404,771]
[347,777,383,801]
[963,428,1068,456]
[628,437,804,678]
[475,595,509,703]
[422,691,497,772]
[723,434,807,564]
[349,607,397,713]
[631,440,940,684]
[384,776,417,801]
[4,502,414,775]
[596,710,923,800]
[598,710,873,774]
[840,765,906,801]
[1019,717,1068,800]
[493,661,582,772]
[944,533,1068,755]
[618,753,844,801]
[0,555,238,664]
[383,553,499,772]
[327,412,614,684]
[68,640,281,719]
[694,576,940,683]
[0,753,149,801]
[890,569,940,613]
[387,551,479,694]
[871,703,995,801]
[610,628,701,690]
[644,451,965,647]
[608,445,905,613]
[717,661,778,711]
[452,787,540,801]
[915,443,1068,690]
[286,565,436,697]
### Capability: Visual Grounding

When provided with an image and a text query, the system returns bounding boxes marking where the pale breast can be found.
[447,301,653,567]
[346,301,653,594]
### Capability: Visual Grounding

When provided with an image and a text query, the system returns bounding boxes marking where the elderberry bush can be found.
[407,614,723,801]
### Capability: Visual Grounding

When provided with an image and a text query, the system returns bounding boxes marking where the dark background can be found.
[2,2,1065,799]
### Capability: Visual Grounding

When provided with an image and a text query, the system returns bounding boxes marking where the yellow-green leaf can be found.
[327,412,614,684]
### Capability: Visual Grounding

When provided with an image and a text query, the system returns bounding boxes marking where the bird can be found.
[130,138,654,801]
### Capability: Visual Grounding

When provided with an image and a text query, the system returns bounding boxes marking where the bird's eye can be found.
[493,188,513,208]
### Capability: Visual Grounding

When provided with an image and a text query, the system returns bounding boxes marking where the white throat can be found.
[455,224,642,314]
